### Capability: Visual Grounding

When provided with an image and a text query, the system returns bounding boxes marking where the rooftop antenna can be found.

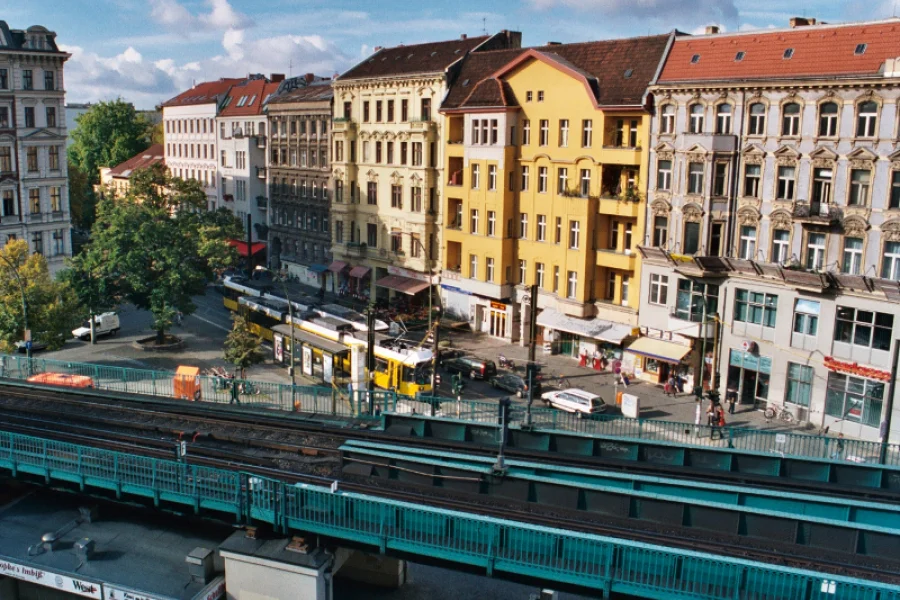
[482,17,487,35]
[289,58,293,78]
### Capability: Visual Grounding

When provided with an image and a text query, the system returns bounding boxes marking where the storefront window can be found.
[825,372,883,427]
[785,362,813,407]
[645,358,660,374]
[675,279,719,322]
[727,349,771,407]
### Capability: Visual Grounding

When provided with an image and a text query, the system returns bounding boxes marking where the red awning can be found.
[348,266,371,278]
[375,274,431,296]
[228,240,267,257]
[328,260,349,273]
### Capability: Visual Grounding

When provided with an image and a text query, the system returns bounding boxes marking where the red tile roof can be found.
[265,82,334,105]
[459,78,518,109]
[659,19,900,83]
[338,35,491,80]
[161,78,243,108]
[219,79,281,117]
[108,144,164,178]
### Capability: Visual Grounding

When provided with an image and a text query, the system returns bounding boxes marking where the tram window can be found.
[375,358,389,373]
[413,363,431,384]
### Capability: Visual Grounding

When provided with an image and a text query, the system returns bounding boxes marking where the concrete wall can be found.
[221,551,332,600]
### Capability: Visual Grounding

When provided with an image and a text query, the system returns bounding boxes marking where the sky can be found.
[2,0,889,109]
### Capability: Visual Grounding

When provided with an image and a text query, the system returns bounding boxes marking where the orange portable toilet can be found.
[174,365,201,401]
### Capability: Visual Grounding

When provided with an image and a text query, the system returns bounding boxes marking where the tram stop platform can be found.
[0,482,230,600]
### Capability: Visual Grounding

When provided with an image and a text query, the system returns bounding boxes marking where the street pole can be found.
[366,305,376,415]
[880,338,899,464]
[525,283,538,427]
[0,254,29,360]
[430,308,440,417]
[696,294,708,400]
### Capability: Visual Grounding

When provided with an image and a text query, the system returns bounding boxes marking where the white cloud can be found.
[201,0,255,29]
[527,0,739,23]
[149,0,193,29]
[149,0,254,32]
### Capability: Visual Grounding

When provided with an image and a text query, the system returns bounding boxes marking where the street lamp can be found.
[0,252,29,359]
[256,266,295,387]
[694,293,719,403]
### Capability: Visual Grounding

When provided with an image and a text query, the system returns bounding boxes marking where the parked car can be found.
[436,348,466,367]
[15,339,48,353]
[72,312,120,341]
[541,388,606,418]
[489,372,542,398]
[442,356,497,380]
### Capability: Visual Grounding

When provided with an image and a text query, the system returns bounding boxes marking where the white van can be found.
[541,388,606,418]
[73,312,120,340]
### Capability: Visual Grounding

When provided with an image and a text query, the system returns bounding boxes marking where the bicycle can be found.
[764,404,795,423]
[545,373,572,389]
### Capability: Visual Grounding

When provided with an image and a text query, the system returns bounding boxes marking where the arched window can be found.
[689,104,704,134]
[781,103,801,136]
[715,104,732,134]
[747,103,766,136]
[660,104,675,134]
[818,102,839,137]
[856,101,878,137]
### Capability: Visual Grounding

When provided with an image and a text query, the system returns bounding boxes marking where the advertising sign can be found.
[621,393,640,419]
[0,560,102,598]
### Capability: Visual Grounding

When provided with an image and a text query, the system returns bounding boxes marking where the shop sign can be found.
[490,302,506,310]
[441,270,460,282]
[729,349,771,374]
[387,265,437,284]
[823,356,891,382]
[194,578,225,600]
[105,585,165,600]
[0,560,102,598]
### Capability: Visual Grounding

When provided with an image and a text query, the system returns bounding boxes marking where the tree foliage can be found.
[87,164,243,343]
[58,243,121,343]
[69,99,152,184]
[0,240,81,352]
[223,313,265,377]
[67,159,94,230]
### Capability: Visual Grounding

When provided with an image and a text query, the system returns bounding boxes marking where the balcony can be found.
[792,201,843,225]
[332,119,356,135]
[678,133,737,153]
[595,249,636,271]
[256,167,266,180]
[447,157,463,187]
[256,196,267,210]
[345,242,367,258]
[440,269,511,300]
[255,135,266,149]
[597,195,642,217]
[27,213,42,222]
[600,146,642,166]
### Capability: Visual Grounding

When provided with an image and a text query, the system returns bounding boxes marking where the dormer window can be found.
[783,48,794,59]
[734,51,745,61]
[854,43,867,55]
[690,54,700,64]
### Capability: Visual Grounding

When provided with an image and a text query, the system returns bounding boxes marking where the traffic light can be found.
[451,373,464,396]
[434,373,442,386]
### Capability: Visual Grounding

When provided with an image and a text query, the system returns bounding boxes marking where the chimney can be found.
[546,41,561,46]
[305,73,315,83]
[74,538,95,562]
[332,72,339,80]
[186,548,215,584]
[705,25,720,34]
[270,73,285,83]
[789,17,816,28]
[460,34,467,40]
[41,532,60,552]
[374,46,383,53]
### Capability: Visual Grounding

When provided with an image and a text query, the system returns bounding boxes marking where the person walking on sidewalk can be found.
[665,374,676,397]
[726,389,737,414]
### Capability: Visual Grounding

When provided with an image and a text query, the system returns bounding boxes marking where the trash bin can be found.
[174,365,201,401]
[616,391,623,406]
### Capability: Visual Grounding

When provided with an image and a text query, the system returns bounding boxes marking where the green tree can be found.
[0,240,81,352]
[149,120,164,145]
[58,245,121,344]
[223,313,265,378]
[66,159,94,230]
[88,164,242,344]
[69,99,152,185]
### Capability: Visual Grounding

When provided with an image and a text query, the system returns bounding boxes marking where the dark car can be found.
[436,348,466,366]
[442,356,497,380]
[489,372,542,398]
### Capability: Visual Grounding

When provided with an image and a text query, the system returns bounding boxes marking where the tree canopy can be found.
[223,313,265,378]
[0,240,81,352]
[87,165,243,342]
[69,99,153,184]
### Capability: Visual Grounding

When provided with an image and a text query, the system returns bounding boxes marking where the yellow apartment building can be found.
[440,34,673,358]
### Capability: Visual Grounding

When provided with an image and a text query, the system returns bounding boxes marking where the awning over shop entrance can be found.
[626,337,691,364]
[227,240,267,257]
[536,309,632,343]
[375,274,431,295]
[349,266,371,278]
[308,264,329,274]
[327,260,348,273]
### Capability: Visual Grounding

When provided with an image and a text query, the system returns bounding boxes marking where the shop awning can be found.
[327,260,348,273]
[349,266,371,278]
[375,274,431,295]
[308,264,329,274]
[536,309,631,343]
[626,337,691,364]
[272,324,349,355]
[227,240,267,257]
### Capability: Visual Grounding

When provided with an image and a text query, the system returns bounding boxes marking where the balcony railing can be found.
[792,201,843,224]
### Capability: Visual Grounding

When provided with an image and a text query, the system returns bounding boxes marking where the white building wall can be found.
[163,103,218,210]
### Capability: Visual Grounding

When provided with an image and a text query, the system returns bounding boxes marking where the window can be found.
[24,107,34,128]
[747,103,766,135]
[842,237,863,275]
[687,162,704,195]
[538,167,548,193]
[776,166,796,200]
[46,107,56,128]
[783,48,794,59]
[771,229,790,263]
[390,185,402,209]
[818,102,838,137]
[0,148,10,172]
[793,299,820,336]
[335,221,344,243]
[519,213,528,239]
[470,209,479,234]
[488,165,497,191]
[566,271,577,299]
[522,120,531,145]
[581,119,592,147]
[848,169,870,206]
[683,222,700,255]
[367,181,378,205]
[386,100,394,122]
[535,263,545,288]
[580,169,591,198]
[649,273,668,305]
[31,231,42,254]
[487,211,496,236]
[856,101,878,137]
[674,279,718,322]
[624,222,633,251]
[29,188,40,213]
[834,307,893,351]
[557,168,568,194]
[50,187,61,212]
[689,104,704,133]
[606,272,617,300]
[521,166,529,191]
[805,232,826,270]
[536,215,546,241]
[569,220,580,250]
[410,233,421,258]
[785,363,814,408]
[657,159,672,191]
[539,120,549,146]
[0,69,6,89]
[653,216,668,247]
[0,107,7,128]
[609,221,619,250]
[420,98,431,121]
[743,164,760,197]
[469,254,478,279]
[401,99,408,122]
[490,120,498,144]
[715,104,732,133]
[660,105,675,134]
[518,259,526,284]
[553,266,560,293]
[734,289,777,327]
[471,164,480,189]
[26,147,37,172]
[412,142,422,166]
[825,372,883,427]
[738,226,756,260]
[375,142,382,163]
[812,168,833,205]
[781,103,801,136]
[526,91,533,102]
[713,162,728,196]
[890,171,900,210]
[883,241,900,280]
[537,91,544,102]
[363,101,370,122]
[390,229,402,253]
[23,70,32,90]
[558,119,569,147]
[400,142,407,165]
[367,223,378,247]
[555,217,562,244]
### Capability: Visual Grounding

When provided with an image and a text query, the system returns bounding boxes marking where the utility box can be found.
[174,366,201,401]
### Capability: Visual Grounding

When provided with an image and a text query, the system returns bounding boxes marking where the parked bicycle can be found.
[763,404,795,423]
[498,355,516,371]
[544,373,572,389]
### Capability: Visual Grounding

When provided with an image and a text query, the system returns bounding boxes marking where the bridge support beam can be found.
[333,549,408,589]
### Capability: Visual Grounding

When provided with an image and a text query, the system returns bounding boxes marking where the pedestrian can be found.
[666,374,676,397]
[726,389,737,414]
[676,374,685,394]
[229,374,240,405]
[830,433,845,460]
[706,399,717,427]
[694,398,702,437]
